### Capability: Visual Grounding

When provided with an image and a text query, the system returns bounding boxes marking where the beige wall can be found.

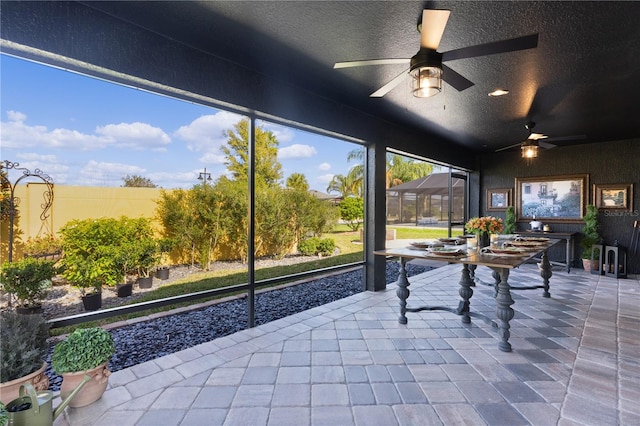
[1,184,165,262]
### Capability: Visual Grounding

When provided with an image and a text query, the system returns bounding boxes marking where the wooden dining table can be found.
[374,238,561,352]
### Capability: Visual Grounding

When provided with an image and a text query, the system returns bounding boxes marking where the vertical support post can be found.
[247,117,256,328]
[365,143,387,291]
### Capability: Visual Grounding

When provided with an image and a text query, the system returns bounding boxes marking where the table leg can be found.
[396,257,410,324]
[494,268,514,352]
[491,270,500,298]
[457,264,474,324]
[540,250,552,298]
[468,264,477,286]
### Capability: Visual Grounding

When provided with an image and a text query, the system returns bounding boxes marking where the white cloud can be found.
[95,122,171,150]
[199,152,227,165]
[316,173,335,185]
[260,122,295,143]
[174,111,243,152]
[13,153,70,184]
[78,160,146,186]
[1,110,170,151]
[278,144,317,159]
[318,162,331,171]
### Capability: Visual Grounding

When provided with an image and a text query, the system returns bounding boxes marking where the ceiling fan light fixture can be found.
[521,142,539,159]
[410,66,442,97]
[410,49,443,98]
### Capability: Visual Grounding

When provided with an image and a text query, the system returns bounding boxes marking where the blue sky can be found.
[0,54,361,191]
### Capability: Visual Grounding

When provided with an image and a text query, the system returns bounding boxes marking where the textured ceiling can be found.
[87,1,640,153]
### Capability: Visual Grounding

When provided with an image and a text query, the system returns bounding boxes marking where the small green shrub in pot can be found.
[0,311,50,403]
[0,311,49,383]
[52,327,115,374]
[52,327,115,407]
[580,204,601,260]
[0,258,56,309]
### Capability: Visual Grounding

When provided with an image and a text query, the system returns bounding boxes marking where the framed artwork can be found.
[515,174,588,222]
[486,188,511,211]
[593,183,633,211]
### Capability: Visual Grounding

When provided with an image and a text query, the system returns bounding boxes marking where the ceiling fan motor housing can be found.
[410,49,443,97]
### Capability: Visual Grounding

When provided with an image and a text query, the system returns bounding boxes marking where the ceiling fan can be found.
[496,121,587,158]
[334,9,539,98]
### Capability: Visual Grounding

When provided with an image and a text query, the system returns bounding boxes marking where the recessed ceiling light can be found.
[488,89,509,97]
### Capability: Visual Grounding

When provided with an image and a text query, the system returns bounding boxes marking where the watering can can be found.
[4,375,91,426]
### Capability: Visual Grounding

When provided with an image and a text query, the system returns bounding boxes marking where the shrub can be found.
[339,197,364,231]
[298,237,320,256]
[0,311,49,382]
[580,204,601,259]
[298,237,335,256]
[0,258,56,307]
[504,206,516,234]
[52,327,115,374]
[316,238,336,256]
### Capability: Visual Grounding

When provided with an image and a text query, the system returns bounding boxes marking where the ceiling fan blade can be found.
[528,132,548,140]
[334,59,410,69]
[538,141,557,149]
[442,33,538,62]
[495,142,524,152]
[370,69,409,97]
[544,134,587,142]
[419,9,451,50]
[442,64,474,92]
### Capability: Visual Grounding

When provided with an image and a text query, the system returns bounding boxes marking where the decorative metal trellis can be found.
[0,160,55,262]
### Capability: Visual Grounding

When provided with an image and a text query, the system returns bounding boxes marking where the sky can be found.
[0,54,362,192]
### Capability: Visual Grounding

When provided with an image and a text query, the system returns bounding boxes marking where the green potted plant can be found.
[134,237,159,289]
[154,238,175,280]
[580,204,601,271]
[51,327,115,408]
[0,258,56,314]
[504,206,516,235]
[0,311,50,404]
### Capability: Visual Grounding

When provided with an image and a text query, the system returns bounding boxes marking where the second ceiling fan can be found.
[334,9,539,98]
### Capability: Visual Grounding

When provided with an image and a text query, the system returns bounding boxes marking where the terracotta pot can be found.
[60,362,111,408]
[582,258,599,272]
[0,362,49,403]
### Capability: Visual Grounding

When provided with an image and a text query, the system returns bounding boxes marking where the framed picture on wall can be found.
[515,174,588,222]
[593,183,633,211]
[486,188,511,211]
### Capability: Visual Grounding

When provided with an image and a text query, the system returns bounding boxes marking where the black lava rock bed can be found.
[46,262,432,390]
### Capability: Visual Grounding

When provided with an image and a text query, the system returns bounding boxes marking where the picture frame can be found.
[486,188,511,211]
[593,183,633,211]
[515,174,588,223]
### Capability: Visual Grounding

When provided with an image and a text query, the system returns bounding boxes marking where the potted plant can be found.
[580,204,601,271]
[504,206,516,235]
[0,311,50,403]
[51,327,115,408]
[134,237,159,289]
[154,238,175,280]
[0,258,56,314]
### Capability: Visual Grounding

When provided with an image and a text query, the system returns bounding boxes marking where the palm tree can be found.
[327,173,359,198]
[286,172,309,191]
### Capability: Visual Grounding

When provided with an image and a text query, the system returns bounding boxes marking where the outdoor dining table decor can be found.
[464,216,504,248]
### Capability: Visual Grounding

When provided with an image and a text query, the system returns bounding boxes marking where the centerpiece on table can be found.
[465,216,504,248]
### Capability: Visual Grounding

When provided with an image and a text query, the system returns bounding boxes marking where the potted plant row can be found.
[51,327,115,408]
[58,217,163,310]
[0,311,50,404]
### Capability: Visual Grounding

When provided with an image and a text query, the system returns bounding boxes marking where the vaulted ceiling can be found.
[81,1,640,155]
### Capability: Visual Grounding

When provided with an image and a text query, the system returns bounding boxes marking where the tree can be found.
[286,173,309,192]
[338,196,364,231]
[221,119,283,187]
[327,173,359,198]
[122,174,157,188]
[345,149,433,189]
